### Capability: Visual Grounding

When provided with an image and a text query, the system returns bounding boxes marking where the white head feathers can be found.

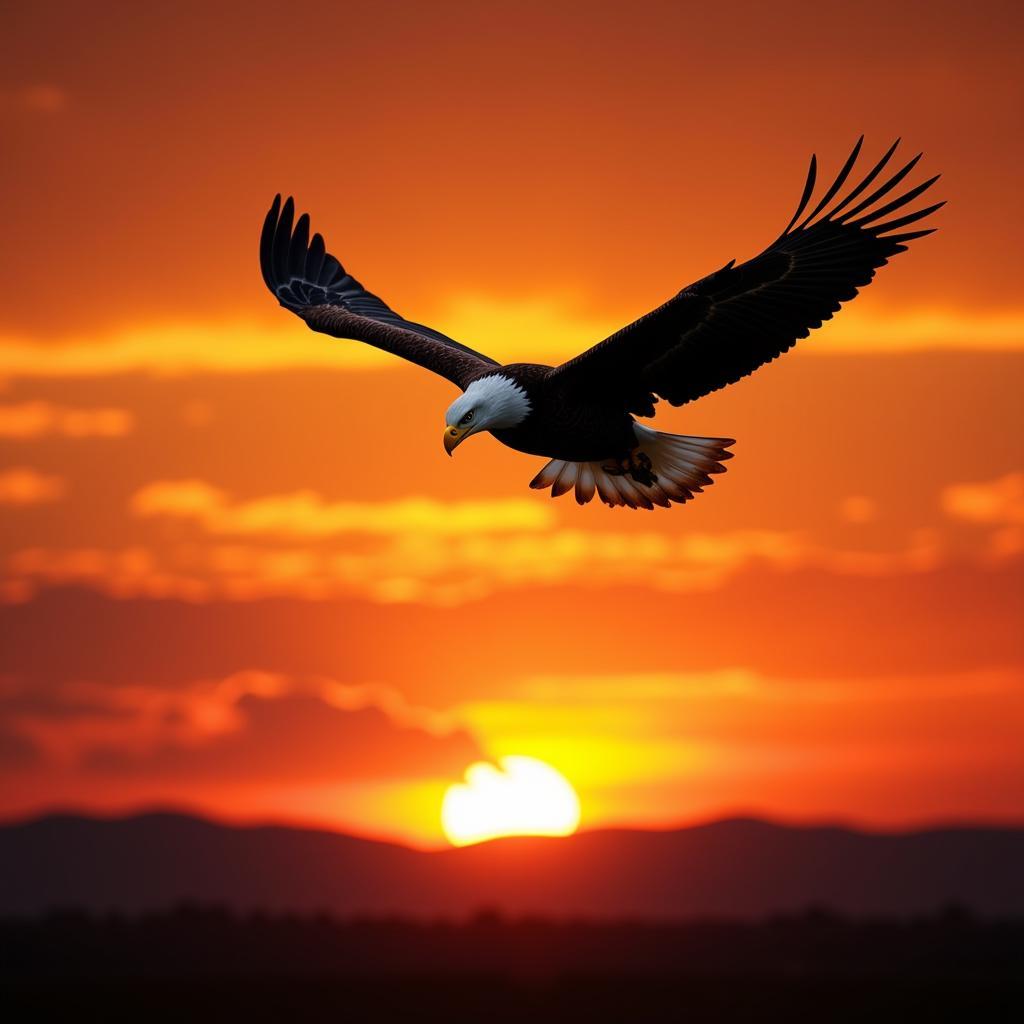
[445,374,531,432]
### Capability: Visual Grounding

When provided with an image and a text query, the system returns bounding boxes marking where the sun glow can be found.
[441,755,582,847]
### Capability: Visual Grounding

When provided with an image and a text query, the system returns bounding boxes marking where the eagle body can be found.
[482,364,640,462]
[260,138,942,509]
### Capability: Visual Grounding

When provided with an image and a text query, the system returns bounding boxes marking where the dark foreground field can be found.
[3,908,1022,1021]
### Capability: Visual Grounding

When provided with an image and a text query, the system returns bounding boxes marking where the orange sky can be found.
[1,0,1022,847]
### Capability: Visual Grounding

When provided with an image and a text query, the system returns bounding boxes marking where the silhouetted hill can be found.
[1,812,1021,917]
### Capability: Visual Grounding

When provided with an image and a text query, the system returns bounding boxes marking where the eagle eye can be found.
[459,411,474,426]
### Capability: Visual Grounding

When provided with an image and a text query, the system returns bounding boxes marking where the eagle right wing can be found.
[549,139,943,413]
[260,195,500,389]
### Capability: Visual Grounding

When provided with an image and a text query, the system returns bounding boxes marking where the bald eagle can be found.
[260,138,941,509]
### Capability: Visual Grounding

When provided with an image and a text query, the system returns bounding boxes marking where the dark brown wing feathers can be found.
[260,195,498,389]
[550,139,943,411]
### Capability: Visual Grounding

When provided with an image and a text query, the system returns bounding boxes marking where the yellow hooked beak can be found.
[444,424,470,455]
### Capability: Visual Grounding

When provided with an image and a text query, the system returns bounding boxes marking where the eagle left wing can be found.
[548,138,943,412]
[261,195,500,389]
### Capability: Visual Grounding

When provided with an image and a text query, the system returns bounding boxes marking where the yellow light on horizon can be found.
[441,755,581,847]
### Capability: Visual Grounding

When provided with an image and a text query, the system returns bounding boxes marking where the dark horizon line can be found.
[5,801,1023,852]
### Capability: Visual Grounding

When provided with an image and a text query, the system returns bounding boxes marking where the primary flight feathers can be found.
[260,138,942,509]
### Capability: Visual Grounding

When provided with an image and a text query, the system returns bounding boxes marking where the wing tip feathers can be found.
[778,137,942,242]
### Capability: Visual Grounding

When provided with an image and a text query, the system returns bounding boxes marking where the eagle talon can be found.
[626,450,658,487]
[601,452,658,486]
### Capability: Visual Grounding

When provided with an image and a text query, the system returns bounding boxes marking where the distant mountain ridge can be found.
[2,812,1021,918]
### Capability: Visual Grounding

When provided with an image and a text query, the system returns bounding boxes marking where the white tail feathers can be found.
[529,424,735,509]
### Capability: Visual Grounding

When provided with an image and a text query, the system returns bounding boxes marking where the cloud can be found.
[128,478,945,588]
[942,471,1024,561]
[0,304,1022,383]
[444,298,1024,358]
[816,309,1024,353]
[2,563,1021,747]
[0,715,39,767]
[515,666,1024,705]
[0,299,615,380]
[0,467,66,505]
[1,84,66,115]
[3,525,948,607]
[4,547,174,600]
[453,665,1024,829]
[0,401,133,439]
[943,472,1024,526]
[0,321,387,379]
[838,495,879,524]
[1,671,482,783]
[130,480,555,537]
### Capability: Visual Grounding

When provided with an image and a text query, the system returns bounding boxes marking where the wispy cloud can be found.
[131,480,555,537]
[943,471,1024,562]
[4,524,947,606]
[453,665,1024,829]
[0,303,1021,382]
[442,297,1024,357]
[943,471,1024,526]
[0,671,481,781]
[0,468,66,505]
[1,84,67,115]
[0,401,133,439]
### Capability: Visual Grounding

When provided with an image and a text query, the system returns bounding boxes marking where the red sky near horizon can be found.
[1,0,1022,847]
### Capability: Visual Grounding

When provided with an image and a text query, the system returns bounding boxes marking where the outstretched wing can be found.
[260,195,499,388]
[549,139,943,412]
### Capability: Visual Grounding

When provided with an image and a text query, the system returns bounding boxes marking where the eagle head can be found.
[443,374,531,455]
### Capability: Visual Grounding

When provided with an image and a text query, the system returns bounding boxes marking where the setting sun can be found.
[441,756,582,847]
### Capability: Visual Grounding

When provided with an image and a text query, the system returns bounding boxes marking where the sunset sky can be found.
[1,0,1021,847]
